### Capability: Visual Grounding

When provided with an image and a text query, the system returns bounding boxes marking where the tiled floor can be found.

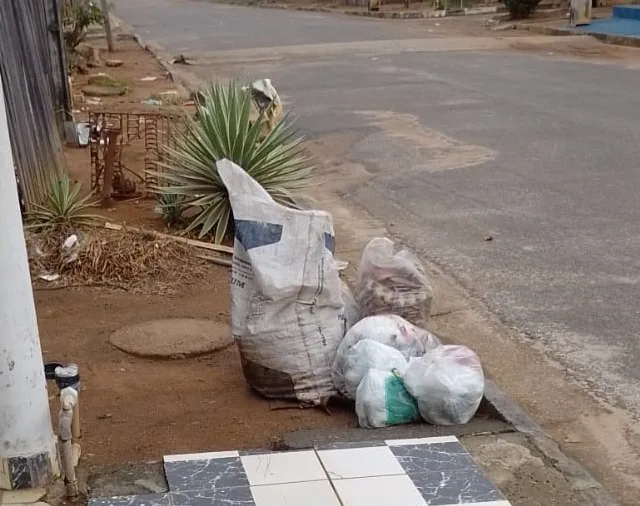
[88,436,511,506]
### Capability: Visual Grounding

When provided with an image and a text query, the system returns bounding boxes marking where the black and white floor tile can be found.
[88,436,511,506]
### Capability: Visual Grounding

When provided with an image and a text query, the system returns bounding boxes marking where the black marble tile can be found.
[165,458,249,492]
[314,440,387,451]
[391,442,476,473]
[170,488,255,506]
[409,468,505,505]
[88,493,171,506]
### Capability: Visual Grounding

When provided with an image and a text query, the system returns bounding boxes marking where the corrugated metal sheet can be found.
[0,0,69,210]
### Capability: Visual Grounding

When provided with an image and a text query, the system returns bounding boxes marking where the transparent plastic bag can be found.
[403,345,485,426]
[355,238,433,326]
[332,314,440,397]
[356,369,420,428]
[343,340,408,400]
[340,281,360,334]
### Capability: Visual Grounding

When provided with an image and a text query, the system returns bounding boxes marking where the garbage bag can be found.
[355,237,433,326]
[217,159,344,405]
[332,314,440,397]
[356,369,420,428]
[343,340,408,400]
[403,345,485,425]
[340,281,359,333]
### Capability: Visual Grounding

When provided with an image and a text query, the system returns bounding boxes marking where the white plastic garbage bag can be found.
[356,369,421,428]
[355,237,433,325]
[343,340,408,400]
[332,314,440,397]
[403,345,485,425]
[217,159,344,405]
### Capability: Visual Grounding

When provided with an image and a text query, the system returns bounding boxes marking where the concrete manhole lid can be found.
[110,319,232,359]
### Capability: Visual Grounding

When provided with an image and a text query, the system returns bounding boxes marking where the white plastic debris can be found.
[355,368,420,428]
[342,340,408,400]
[249,78,283,137]
[62,235,78,250]
[39,273,60,282]
[217,159,343,405]
[61,234,82,265]
[403,345,485,426]
[355,238,433,326]
[332,314,440,397]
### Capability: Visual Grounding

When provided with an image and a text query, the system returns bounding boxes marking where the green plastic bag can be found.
[356,368,420,428]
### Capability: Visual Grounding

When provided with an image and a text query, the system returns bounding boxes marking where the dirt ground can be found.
[38,275,356,472]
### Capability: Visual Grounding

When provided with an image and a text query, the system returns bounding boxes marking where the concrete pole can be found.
[0,71,59,499]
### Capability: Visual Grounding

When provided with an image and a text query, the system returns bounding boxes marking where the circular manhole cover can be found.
[110,318,232,359]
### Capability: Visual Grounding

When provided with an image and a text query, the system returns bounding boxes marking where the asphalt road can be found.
[115,0,640,418]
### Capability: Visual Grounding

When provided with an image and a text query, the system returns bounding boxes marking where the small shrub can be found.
[504,0,541,19]
[27,174,101,229]
[63,1,104,52]
[155,192,185,227]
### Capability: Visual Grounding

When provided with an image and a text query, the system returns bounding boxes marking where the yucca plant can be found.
[152,81,313,243]
[155,192,185,227]
[27,174,101,229]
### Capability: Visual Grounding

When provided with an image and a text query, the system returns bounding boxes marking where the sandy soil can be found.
[38,273,355,472]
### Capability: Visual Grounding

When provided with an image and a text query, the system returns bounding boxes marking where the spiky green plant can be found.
[27,174,101,229]
[152,81,313,243]
[155,192,185,227]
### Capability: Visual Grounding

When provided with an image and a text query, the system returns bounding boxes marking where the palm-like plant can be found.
[153,82,313,243]
[27,174,101,229]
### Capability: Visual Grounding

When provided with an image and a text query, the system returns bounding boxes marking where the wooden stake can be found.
[100,0,114,52]
[104,222,234,255]
[101,130,119,208]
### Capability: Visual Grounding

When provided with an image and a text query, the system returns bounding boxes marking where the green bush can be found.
[504,0,541,19]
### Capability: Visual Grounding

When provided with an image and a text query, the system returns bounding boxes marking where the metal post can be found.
[0,71,59,501]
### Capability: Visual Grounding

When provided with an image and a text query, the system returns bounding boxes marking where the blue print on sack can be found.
[235,219,283,250]
[324,233,335,255]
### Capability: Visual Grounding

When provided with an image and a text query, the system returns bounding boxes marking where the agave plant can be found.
[155,192,185,227]
[153,81,313,243]
[27,174,101,229]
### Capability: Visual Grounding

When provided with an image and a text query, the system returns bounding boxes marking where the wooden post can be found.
[100,0,114,52]
[101,129,119,207]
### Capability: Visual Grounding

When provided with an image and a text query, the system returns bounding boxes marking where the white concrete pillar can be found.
[0,72,58,496]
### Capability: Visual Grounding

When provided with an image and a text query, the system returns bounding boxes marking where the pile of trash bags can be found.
[218,158,485,427]
[332,315,484,428]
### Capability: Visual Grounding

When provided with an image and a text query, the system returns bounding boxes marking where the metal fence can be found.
[0,0,71,210]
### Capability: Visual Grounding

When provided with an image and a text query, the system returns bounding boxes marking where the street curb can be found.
[113,15,618,505]
[522,22,640,47]
[226,1,501,19]
[483,380,618,506]
[108,13,206,96]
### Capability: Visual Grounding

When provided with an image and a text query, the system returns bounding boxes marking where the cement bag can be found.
[217,159,343,405]
[340,281,359,333]
[356,369,420,428]
[356,238,433,325]
[332,314,440,397]
[343,340,408,399]
[404,345,485,425]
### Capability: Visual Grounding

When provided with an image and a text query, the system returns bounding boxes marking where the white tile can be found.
[317,446,405,480]
[333,475,427,506]
[163,450,239,462]
[250,480,341,506]
[385,436,459,446]
[241,451,326,486]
